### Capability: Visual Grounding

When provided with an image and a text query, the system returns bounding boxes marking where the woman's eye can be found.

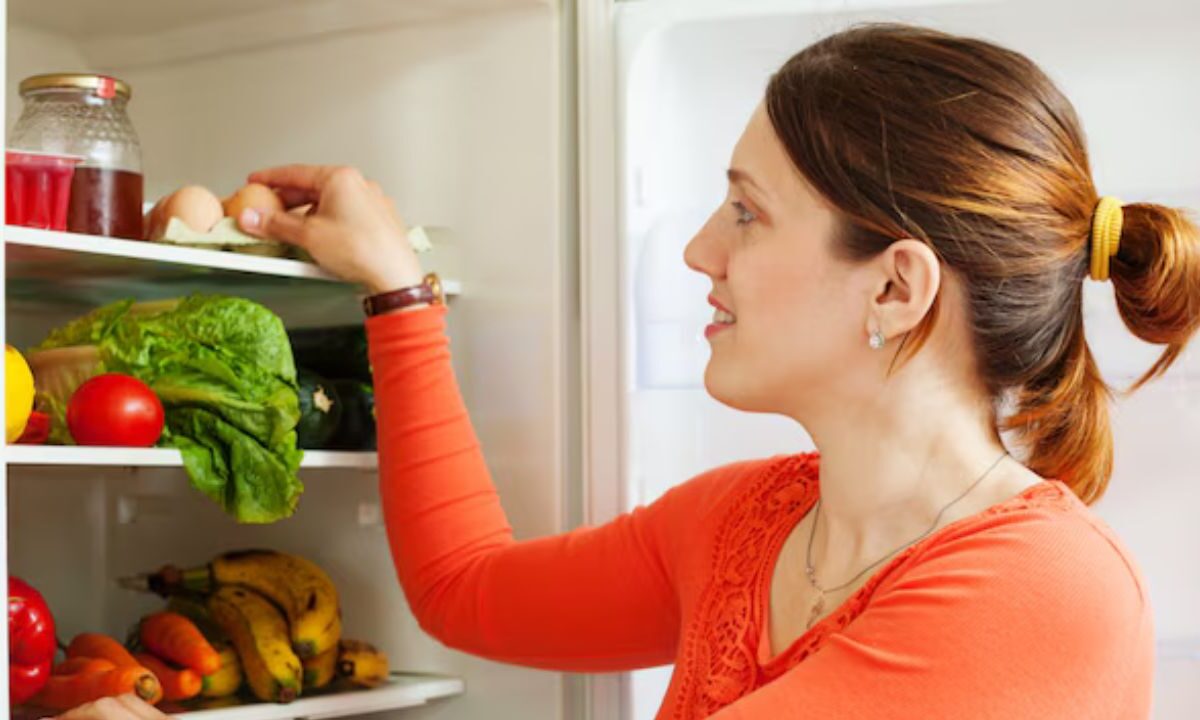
[732,201,756,226]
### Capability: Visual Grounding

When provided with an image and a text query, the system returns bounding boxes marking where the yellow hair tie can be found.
[1089,196,1123,282]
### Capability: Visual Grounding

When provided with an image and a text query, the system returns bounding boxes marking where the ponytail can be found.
[1008,203,1200,504]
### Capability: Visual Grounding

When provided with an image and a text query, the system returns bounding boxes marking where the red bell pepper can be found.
[16,411,50,445]
[9,577,57,706]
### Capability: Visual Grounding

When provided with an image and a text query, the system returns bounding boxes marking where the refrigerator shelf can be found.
[172,675,465,720]
[4,445,379,470]
[14,674,464,720]
[4,226,462,293]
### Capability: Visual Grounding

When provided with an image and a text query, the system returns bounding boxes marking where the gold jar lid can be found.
[19,73,131,100]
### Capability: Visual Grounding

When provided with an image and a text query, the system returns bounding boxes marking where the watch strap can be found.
[362,273,443,316]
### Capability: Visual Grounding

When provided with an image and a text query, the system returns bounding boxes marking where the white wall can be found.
[620,2,1200,717]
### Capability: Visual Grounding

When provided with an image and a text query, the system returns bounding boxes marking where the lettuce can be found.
[34,295,303,523]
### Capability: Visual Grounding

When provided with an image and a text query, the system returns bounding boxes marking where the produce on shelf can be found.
[207,585,303,703]
[139,611,222,676]
[15,410,50,444]
[301,646,339,690]
[327,379,376,450]
[141,550,341,658]
[8,577,57,706]
[66,633,143,669]
[6,345,36,442]
[29,295,304,523]
[200,646,243,699]
[296,369,343,449]
[66,373,164,447]
[134,653,202,702]
[33,657,161,710]
[337,640,390,688]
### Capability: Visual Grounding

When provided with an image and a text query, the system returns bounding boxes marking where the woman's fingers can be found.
[238,207,309,247]
[276,187,320,209]
[55,694,166,720]
[114,694,167,720]
[248,164,364,193]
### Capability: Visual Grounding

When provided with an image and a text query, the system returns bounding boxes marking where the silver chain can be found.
[804,451,1009,596]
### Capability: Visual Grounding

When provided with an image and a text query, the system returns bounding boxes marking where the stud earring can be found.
[868,330,885,350]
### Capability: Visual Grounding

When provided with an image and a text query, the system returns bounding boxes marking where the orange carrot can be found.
[140,612,221,676]
[135,652,202,701]
[33,664,162,710]
[66,633,141,668]
[53,658,116,676]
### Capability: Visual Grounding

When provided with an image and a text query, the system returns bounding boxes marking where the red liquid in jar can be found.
[67,166,143,240]
[5,154,78,230]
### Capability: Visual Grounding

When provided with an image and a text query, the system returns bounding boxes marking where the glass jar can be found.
[10,74,143,240]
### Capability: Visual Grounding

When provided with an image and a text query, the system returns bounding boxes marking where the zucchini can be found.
[327,380,375,450]
[296,369,342,449]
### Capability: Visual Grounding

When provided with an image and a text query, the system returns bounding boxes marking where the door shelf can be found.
[4,445,378,471]
[15,674,464,720]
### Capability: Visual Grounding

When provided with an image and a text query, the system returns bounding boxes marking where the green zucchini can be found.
[327,380,375,450]
[296,369,342,449]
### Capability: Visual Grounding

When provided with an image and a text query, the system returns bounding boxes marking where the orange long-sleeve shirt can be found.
[367,305,1155,719]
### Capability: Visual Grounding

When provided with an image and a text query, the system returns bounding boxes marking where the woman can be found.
[67,23,1197,720]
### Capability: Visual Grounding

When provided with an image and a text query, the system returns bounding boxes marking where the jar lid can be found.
[19,74,131,100]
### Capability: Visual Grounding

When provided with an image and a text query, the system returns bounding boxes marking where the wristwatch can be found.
[362,273,444,316]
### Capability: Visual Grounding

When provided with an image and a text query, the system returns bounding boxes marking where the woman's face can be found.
[683,103,873,417]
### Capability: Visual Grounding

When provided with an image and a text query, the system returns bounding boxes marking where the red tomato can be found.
[67,374,164,447]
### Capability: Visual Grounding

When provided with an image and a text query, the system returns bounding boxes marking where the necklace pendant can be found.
[806,595,826,629]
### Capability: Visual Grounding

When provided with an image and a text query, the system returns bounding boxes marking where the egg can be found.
[223,183,284,221]
[149,185,224,238]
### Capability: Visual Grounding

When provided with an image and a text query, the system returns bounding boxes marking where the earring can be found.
[868,330,885,350]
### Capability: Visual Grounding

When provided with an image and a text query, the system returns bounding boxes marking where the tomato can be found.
[67,374,164,447]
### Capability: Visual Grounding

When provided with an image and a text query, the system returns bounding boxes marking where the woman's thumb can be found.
[238,207,307,247]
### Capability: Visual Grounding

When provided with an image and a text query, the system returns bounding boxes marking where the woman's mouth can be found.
[706,308,737,338]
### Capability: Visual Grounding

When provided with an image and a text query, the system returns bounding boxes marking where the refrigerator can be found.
[1,1,1197,720]
[2,1,581,719]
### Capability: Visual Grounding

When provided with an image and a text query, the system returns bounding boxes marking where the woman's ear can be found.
[866,239,941,339]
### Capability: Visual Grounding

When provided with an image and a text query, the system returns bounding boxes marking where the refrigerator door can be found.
[615,1,1199,717]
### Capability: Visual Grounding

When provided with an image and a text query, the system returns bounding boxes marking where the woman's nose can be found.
[683,217,724,279]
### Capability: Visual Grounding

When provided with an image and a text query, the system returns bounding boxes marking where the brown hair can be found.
[766,24,1200,504]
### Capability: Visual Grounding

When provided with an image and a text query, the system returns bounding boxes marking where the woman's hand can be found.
[237,165,425,294]
[55,694,169,720]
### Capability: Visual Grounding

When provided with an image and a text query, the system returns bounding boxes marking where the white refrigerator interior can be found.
[4,1,577,719]
[617,1,1200,718]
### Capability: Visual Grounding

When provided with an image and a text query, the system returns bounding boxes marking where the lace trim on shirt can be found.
[671,454,1074,719]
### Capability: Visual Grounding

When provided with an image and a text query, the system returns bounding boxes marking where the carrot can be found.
[66,633,141,668]
[33,664,162,710]
[140,611,221,676]
[135,652,202,701]
[53,658,116,676]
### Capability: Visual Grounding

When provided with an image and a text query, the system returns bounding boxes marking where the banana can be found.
[130,551,341,659]
[201,645,243,699]
[207,586,302,703]
[301,646,338,691]
[336,639,389,688]
[165,594,226,643]
[210,550,341,658]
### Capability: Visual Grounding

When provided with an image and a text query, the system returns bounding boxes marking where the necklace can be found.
[802,451,1009,629]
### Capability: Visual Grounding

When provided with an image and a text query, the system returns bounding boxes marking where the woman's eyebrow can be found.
[726,168,771,201]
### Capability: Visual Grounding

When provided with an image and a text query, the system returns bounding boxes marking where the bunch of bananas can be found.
[129,549,388,704]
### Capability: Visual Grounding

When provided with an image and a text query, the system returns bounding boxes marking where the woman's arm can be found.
[708,514,1154,719]
[369,304,726,671]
